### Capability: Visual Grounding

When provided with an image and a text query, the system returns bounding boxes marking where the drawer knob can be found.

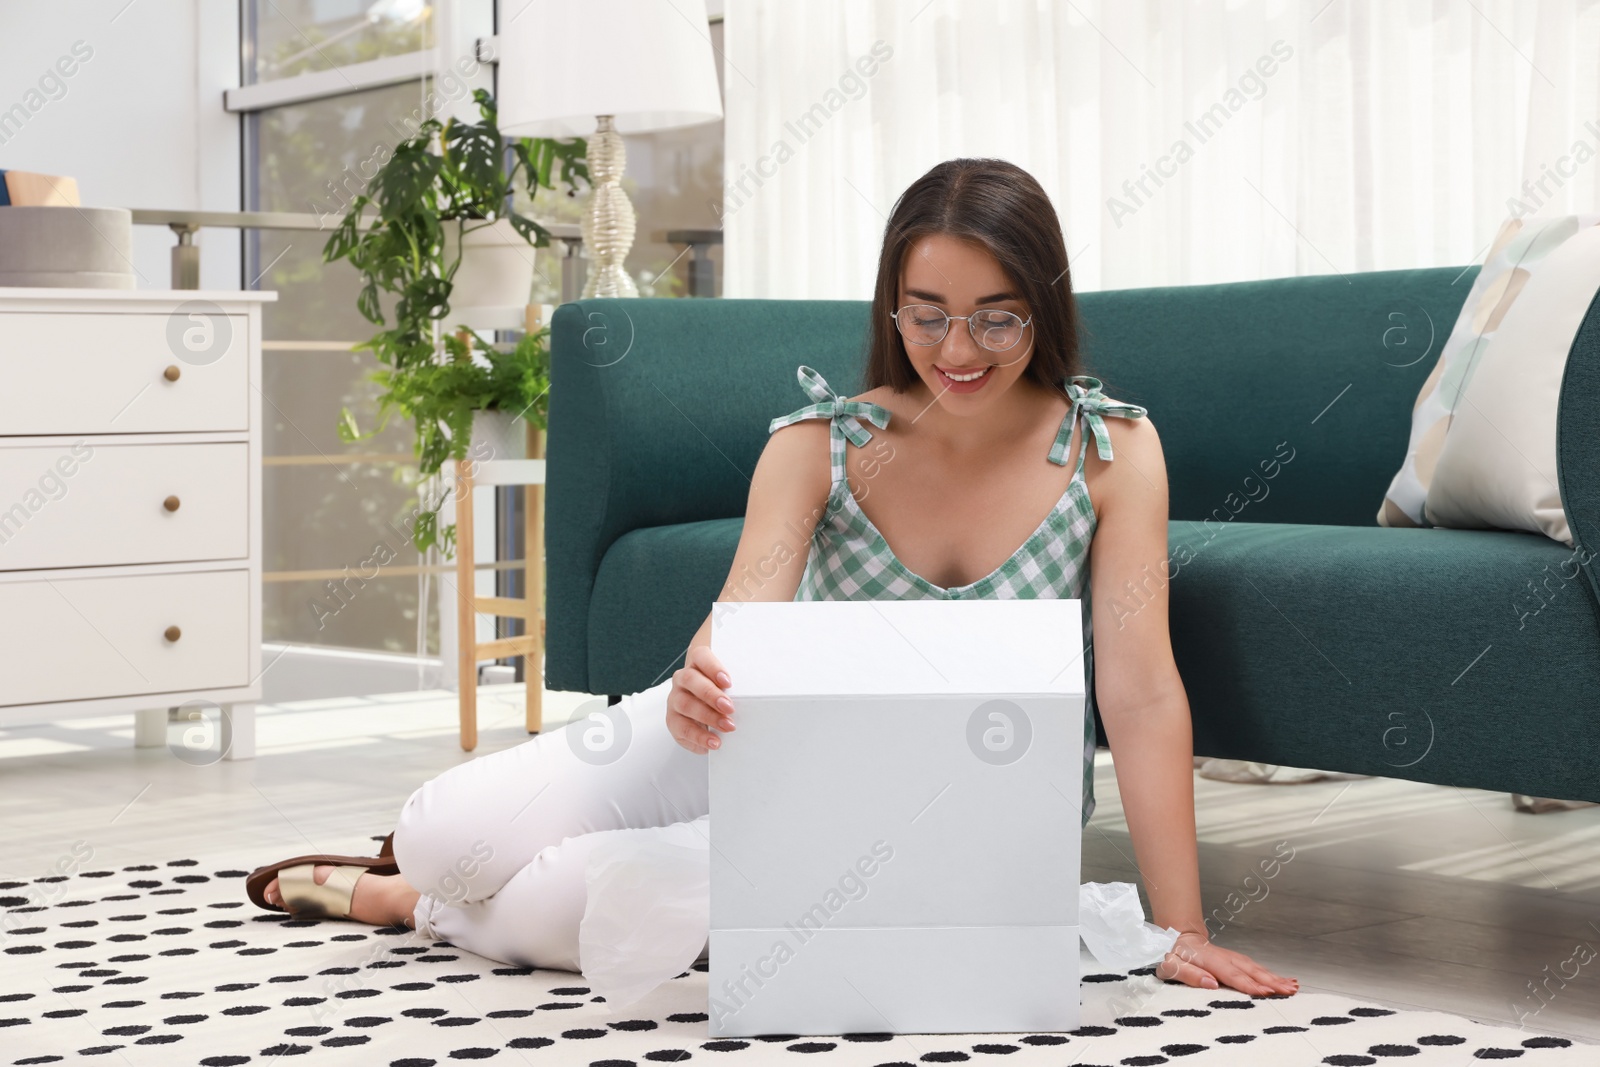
[164,625,182,643]
[163,495,181,513]
[164,365,182,382]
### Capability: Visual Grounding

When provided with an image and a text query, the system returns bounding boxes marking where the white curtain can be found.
[721,0,1600,297]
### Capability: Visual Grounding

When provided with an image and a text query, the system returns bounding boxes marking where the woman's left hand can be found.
[1155,932,1299,996]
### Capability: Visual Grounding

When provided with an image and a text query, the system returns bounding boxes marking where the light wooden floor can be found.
[1,685,1595,1042]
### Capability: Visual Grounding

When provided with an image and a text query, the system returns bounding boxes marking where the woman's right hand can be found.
[667,644,737,754]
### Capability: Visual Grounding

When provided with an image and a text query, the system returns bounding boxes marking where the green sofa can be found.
[545,266,1600,803]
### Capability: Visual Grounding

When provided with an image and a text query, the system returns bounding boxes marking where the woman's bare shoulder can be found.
[1106,409,1161,454]
[761,416,832,489]
[1088,412,1167,507]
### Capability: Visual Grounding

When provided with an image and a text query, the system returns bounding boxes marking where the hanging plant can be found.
[323,87,589,558]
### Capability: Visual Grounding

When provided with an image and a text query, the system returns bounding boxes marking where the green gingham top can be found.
[767,364,1149,828]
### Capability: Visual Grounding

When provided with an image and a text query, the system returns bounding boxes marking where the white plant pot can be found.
[444,218,538,311]
[468,408,526,465]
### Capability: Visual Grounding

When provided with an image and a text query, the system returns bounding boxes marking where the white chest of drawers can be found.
[0,288,274,761]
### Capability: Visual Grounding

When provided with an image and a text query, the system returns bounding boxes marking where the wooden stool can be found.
[454,422,546,751]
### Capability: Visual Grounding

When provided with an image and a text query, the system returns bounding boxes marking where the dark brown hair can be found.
[864,158,1082,398]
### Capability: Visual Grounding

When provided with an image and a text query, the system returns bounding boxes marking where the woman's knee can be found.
[409,836,498,905]
[391,775,487,897]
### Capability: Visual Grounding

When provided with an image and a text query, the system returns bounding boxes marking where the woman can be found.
[249,157,1299,1000]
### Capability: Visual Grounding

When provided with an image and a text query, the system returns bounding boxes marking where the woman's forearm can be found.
[1099,692,1207,936]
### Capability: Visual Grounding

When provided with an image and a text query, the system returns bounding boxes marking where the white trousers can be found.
[391,678,708,971]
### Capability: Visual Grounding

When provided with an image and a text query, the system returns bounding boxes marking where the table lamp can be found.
[498,0,724,298]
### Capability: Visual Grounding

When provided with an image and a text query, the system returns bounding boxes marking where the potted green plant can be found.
[323,87,589,558]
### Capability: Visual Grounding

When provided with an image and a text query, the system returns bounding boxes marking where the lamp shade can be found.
[498,0,724,137]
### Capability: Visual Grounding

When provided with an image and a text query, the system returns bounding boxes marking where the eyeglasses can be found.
[889,304,1033,352]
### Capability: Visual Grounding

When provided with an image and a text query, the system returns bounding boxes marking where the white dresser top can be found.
[0,288,278,308]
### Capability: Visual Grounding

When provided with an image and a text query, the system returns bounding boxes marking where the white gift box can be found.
[707,598,1085,1037]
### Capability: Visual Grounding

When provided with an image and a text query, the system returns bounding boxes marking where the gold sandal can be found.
[245,833,398,918]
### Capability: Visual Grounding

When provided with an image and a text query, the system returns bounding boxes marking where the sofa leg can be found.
[606,694,622,706]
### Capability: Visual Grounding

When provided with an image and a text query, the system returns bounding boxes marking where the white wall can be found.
[0,0,241,290]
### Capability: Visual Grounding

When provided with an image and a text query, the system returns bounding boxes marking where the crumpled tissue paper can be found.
[1079,880,1181,972]
[577,825,1179,1009]
[577,832,711,1012]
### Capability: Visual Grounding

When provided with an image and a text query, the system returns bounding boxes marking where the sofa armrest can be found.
[1558,286,1600,610]
[544,297,873,693]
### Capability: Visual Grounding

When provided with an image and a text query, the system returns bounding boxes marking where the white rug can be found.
[2,841,1590,1066]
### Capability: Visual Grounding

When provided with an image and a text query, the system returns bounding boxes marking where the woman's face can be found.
[896,233,1035,412]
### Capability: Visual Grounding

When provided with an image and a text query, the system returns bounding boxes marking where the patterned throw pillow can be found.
[1377,213,1600,546]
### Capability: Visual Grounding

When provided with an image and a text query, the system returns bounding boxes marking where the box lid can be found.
[711,599,1084,697]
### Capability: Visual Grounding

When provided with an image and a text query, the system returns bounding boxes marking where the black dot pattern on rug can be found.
[6,857,1581,1067]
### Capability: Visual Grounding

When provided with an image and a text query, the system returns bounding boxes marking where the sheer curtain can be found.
[722,0,1600,297]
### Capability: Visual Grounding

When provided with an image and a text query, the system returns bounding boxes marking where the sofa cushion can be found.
[1073,266,1478,529]
[589,518,744,693]
[1168,520,1600,799]
[588,517,1600,801]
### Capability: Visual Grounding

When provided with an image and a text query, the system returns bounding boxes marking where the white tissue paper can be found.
[577,822,1177,1010]
[577,819,711,1012]
[1079,880,1181,973]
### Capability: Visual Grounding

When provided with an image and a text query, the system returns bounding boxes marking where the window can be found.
[246,0,433,83]
[238,0,723,669]
[246,81,443,655]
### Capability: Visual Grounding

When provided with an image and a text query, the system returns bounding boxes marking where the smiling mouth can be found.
[937,365,990,383]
